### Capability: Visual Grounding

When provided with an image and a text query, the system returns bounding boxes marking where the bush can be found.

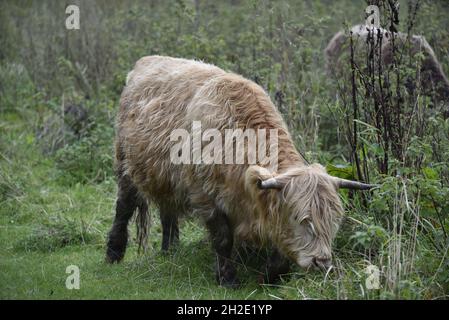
[0,63,36,113]
[54,123,114,184]
[15,215,101,252]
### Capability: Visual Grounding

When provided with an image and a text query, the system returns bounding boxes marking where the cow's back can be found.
[116,56,227,204]
[120,56,225,120]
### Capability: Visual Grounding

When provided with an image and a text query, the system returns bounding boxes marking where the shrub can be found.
[15,216,101,252]
[54,123,114,184]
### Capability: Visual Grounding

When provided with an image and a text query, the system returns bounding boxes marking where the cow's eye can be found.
[298,215,310,223]
[308,221,317,236]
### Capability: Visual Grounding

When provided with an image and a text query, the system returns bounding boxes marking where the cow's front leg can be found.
[260,248,291,284]
[205,209,239,288]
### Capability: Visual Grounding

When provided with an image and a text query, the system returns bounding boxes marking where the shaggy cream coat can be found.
[117,55,343,266]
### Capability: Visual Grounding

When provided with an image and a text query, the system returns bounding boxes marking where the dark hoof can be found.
[216,267,240,289]
[218,277,241,289]
[161,240,180,253]
[160,248,175,255]
[105,247,125,263]
[259,274,279,285]
[259,271,291,285]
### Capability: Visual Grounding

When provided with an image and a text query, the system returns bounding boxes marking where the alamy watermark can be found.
[65,265,80,290]
[65,5,80,30]
[365,5,380,28]
[365,265,380,290]
[170,121,279,170]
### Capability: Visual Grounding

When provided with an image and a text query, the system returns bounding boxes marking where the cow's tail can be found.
[135,194,151,254]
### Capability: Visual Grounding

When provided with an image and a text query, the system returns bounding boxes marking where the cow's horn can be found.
[334,177,377,190]
[257,177,283,190]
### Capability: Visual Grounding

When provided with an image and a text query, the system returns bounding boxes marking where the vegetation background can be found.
[0,0,448,299]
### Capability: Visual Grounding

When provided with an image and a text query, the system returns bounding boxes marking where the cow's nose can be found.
[313,257,332,270]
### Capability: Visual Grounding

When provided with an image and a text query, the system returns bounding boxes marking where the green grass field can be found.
[1,101,446,300]
[0,114,291,299]
[0,118,336,300]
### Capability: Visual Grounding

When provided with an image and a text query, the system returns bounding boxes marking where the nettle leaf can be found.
[326,163,355,180]
[422,167,438,180]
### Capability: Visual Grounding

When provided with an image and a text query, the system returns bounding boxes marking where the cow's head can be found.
[245,164,375,270]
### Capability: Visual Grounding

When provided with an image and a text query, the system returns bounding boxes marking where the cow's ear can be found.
[245,166,283,192]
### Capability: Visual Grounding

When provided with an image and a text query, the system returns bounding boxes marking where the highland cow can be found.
[105,55,374,287]
[325,24,449,103]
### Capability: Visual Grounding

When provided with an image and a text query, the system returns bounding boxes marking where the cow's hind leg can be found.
[160,205,179,251]
[206,208,239,288]
[106,175,141,263]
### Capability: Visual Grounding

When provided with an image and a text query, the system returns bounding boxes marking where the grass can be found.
[1,110,445,300]
[0,117,285,299]
[0,113,382,300]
